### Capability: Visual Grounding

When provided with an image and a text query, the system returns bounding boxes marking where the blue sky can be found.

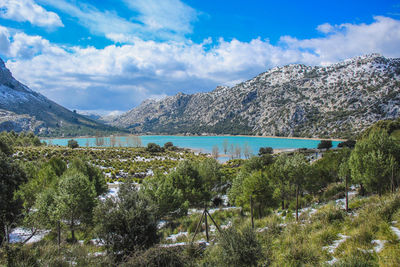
[0,0,400,115]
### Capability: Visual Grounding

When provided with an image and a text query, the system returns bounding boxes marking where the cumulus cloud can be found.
[0,0,63,28]
[39,0,198,41]
[281,16,400,64]
[3,16,400,114]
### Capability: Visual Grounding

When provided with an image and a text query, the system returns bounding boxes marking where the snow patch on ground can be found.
[166,232,188,242]
[9,228,49,244]
[372,240,386,253]
[323,234,350,254]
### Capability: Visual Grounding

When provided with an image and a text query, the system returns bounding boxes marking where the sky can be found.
[0,0,400,116]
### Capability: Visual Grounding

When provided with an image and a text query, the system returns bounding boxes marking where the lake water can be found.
[43,135,341,156]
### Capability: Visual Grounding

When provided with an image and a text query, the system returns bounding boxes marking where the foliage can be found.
[209,226,262,267]
[349,129,400,194]
[94,182,159,258]
[317,140,333,150]
[123,246,187,267]
[67,139,79,149]
[146,142,163,153]
[68,158,107,196]
[55,170,96,242]
[0,145,27,246]
[142,172,189,219]
[258,146,273,155]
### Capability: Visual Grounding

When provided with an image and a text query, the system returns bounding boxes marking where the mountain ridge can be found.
[0,58,121,137]
[108,54,400,138]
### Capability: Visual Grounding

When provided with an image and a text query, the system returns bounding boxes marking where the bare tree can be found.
[212,145,219,159]
[222,139,229,155]
[243,142,252,159]
[110,136,117,147]
[235,144,242,159]
[229,144,235,160]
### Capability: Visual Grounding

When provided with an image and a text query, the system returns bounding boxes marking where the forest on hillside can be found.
[0,119,400,266]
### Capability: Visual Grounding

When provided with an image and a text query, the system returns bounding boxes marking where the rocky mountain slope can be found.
[0,58,118,136]
[110,54,400,138]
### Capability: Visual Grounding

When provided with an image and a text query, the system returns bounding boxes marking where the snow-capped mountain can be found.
[109,54,400,138]
[0,58,117,136]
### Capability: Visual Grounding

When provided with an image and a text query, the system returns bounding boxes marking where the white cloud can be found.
[316,23,335,34]
[122,0,198,34]
[281,16,400,64]
[3,16,400,114]
[0,0,63,28]
[39,0,198,42]
[0,25,10,55]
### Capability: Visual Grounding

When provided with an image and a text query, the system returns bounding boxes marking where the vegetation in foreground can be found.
[0,119,399,266]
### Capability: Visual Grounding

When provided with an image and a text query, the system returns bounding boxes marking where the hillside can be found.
[0,58,121,137]
[109,54,400,138]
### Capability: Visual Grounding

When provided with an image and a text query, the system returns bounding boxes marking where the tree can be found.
[349,129,400,195]
[222,139,229,155]
[67,139,79,149]
[142,172,188,219]
[110,136,117,147]
[163,142,174,150]
[258,147,273,155]
[146,143,163,153]
[317,140,332,150]
[0,148,26,246]
[169,160,209,206]
[69,158,107,196]
[55,170,96,242]
[243,142,252,159]
[268,154,292,210]
[212,145,219,159]
[94,182,159,258]
[235,144,242,159]
[287,153,310,221]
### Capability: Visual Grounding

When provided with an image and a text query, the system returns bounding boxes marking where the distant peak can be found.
[0,58,5,69]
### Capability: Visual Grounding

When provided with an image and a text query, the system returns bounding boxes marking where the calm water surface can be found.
[43,135,340,156]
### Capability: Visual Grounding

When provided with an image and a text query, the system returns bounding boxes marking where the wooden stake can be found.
[205,209,209,242]
[250,195,254,229]
[191,210,205,243]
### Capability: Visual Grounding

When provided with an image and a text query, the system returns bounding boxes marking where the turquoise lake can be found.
[43,135,341,156]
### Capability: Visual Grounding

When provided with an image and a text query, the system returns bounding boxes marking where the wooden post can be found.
[250,195,254,229]
[345,176,349,212]
[58,221,61,251]
[191,210,205,243]
[206,210,221,233]
[205,209,209,242]
[296,185,299,222]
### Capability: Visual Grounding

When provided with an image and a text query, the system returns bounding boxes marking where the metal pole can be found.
[206,210,222,233]
[205,209,209,242]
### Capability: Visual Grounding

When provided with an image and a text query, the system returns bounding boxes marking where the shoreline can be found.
[41,134,346,142]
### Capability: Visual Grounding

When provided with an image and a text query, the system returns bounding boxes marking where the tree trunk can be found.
[70,220,75,243]
[296,185,299,222]
[250,196,254,229]
[345,176,349,212]
[360,183,365,196]
[281,199,285,210]
[392,165,395,193]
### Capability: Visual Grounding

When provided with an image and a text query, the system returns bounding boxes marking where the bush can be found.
[123,246,187,267]
[146,143,163,153]
[67,139,79,149]
[214,226,262,267]
[317,140,332,150]
[94,182,159,258]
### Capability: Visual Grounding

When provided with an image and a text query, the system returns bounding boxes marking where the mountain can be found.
[0,58,121,137]
[109,54,400,138]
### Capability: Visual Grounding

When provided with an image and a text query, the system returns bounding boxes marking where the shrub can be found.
[123,246,187,267]
[214,226,262,267]
[67,139,79,149]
